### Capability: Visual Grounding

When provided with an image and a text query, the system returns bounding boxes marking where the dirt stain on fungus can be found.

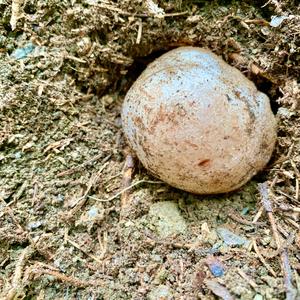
[185,140,199,149]
[148,104,181,134]
[133,116,146,131]
[198,159,211,167]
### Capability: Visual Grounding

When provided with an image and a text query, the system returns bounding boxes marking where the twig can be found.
[285,218,300,229]
[228,209,264,226]
[295,178,299,200]
[277,190,299,203]
[258,182,281,249]
[281,248,297,300]
[30,267,103,287]
[237,269,257,290]
[121,154,135,208]
[65,55,87,63]
[57,153,111,177]
[0,197,25,232]
[204,279,235,300]
[31,181,38,206]
[97,230,108,260]
[10,0,24,30]
[252,239,277,277]
[2,245,34,300]
[13,179,28,202]
[66,238,102,264]
[136,20,143,44]
[259,182,297,298]
[278,205,300,213]
[65,162,109,218]
[252,206,264,223]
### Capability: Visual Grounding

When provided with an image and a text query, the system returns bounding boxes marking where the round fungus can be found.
[122,47,277,194]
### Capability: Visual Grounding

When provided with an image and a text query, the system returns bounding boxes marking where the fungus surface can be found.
[122,47,277,194]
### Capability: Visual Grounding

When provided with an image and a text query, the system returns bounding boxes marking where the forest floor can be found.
[0,0,299,299]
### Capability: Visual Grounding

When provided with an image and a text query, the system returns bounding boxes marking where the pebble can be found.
[217,227,250,247]
[11,42,35,60]
[148,285,173,300]
[149,201,187,238]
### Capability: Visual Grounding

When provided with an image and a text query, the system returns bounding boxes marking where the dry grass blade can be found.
[10,0,24,30]
[88,179,163,203]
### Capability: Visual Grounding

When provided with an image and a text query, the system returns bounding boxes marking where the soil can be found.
[0,0,299,299]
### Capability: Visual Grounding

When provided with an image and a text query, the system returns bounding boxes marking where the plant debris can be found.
[0,0,299,299]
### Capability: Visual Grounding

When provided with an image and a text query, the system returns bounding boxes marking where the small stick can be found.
[66,238,102,264]
[97,230,108,260]
[252,239,277,277]
[10,0,24,30]
[278,205,300,213]
[281,248,297,300]
[285,218,300,229]
[277,190,299,203]
[136,20,143,44]
[259,182,297,298]
[65,162,109,218]
[65,55,87,63]
[295,178,299,200]
[228,209,264,226]
[205,279,235,300]
[252,206,264,223]
[31,181,38,206]
[30,267,103,287]
[3,245,34,300]
[0,197,25,232]
[258,182,281,249]
[57,153,111,177]
[290,159,300,179]
[121,154,135,208]
[237,269,257,289]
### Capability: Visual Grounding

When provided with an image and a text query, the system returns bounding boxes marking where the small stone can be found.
[148,285,173,300]
[56,194,64,202]
[76,204,105,228]
[261,236,272,246]
[241,207,250,215]
[27,220,43,230]
[152,254,163,263]
[87,207,98,218]
[270,15,289,27]
[277,107,295,118]
[217,227,250,247]
[205,256,225,277]
[149,201,187,238]
[14,152,22,159]
[11,42,35,60]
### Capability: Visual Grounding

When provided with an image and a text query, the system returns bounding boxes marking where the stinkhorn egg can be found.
[121,47,277,194]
